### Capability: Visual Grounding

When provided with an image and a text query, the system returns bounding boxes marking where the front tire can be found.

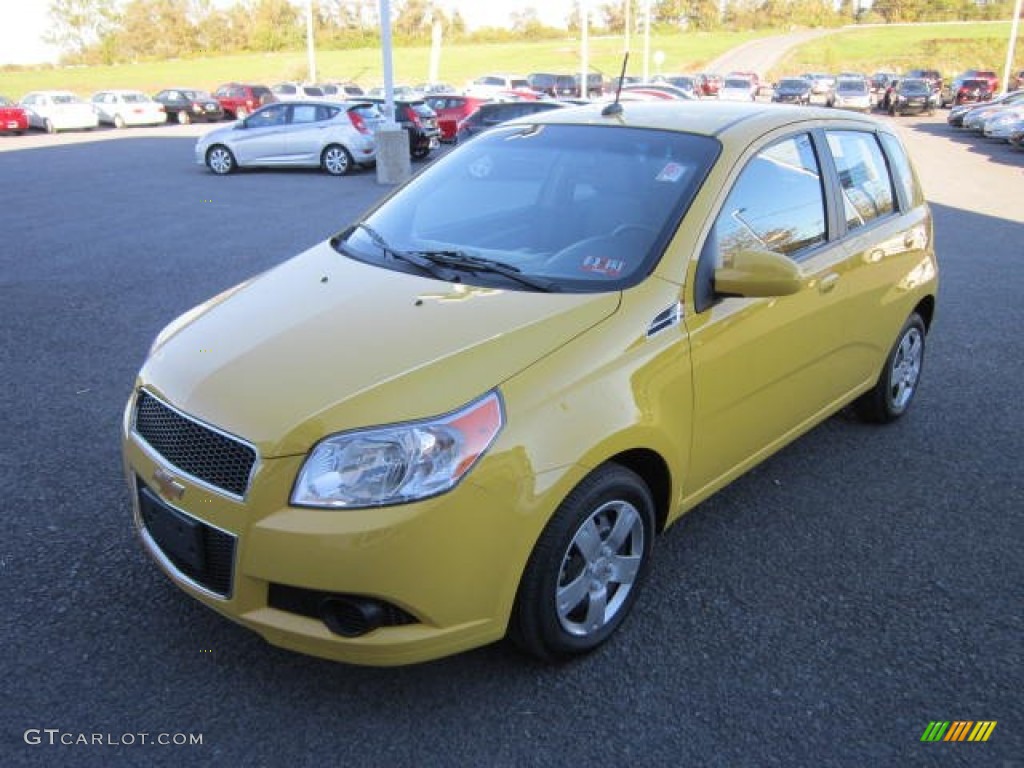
[321,144,352,176]
[44,118,55,134]
[205,144,236,175]
[113,114,125,129]
[856,313,926,423]
[177,110,191,125]
[234,107,248,120]
[509,464,655,661]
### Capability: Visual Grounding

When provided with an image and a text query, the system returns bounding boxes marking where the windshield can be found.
[901,81,930,95]
[779,79,808,90]
[724,79,750,89]
[838,81,867,93]
[336,123,719,293]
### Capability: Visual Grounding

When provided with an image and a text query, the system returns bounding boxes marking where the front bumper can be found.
[122,392,567,665]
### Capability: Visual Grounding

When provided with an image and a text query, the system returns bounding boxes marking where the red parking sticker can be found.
[656,162,686,182]
[582,256,625,277]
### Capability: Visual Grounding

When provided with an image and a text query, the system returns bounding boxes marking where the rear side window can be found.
[715,133,826,262]
[878,132,920,209]
[825,131,895,229]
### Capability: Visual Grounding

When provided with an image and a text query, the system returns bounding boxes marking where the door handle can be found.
[818,273,840,294]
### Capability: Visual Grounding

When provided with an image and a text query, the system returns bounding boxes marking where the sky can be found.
[0,0,576,66]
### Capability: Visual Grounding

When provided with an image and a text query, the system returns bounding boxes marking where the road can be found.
[1,113,1022,767]
[705,28,837,77]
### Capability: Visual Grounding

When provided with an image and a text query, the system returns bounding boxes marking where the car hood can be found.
[197,124,237,146]
[139,240,620,457]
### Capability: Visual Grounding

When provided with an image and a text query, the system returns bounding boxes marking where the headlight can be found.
[291,391,504,509]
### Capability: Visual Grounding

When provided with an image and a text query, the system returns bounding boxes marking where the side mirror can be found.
[715,248,804,298]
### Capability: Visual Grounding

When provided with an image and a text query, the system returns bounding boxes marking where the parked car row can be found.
[947,88,1024,146]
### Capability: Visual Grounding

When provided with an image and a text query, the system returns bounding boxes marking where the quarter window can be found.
[715,133,826,263]
[878,132,918,210]
[825,131,895,229]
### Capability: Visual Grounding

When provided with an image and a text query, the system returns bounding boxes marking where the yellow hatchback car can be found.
[123,102,937,665]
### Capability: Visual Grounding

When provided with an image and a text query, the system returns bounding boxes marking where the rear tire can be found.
[114,114,125,129]
[235,107,248,120]
[321,144,353,176]
[44,118,55,134]
[856,313,926,423]
[177,110,191,125]
[509,464,655,661]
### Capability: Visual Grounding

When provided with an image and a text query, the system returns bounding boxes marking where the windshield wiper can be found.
[414,249,558,292]
[348,223,452,280]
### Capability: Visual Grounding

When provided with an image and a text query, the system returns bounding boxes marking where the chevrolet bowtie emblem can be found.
[153,467,186,501]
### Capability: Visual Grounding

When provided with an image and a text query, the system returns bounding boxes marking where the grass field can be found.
[1,23,1020,100]
[0,31,764,99]
[771,21,1022,79]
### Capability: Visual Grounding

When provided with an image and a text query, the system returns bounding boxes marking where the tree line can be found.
[42,0,1020,66]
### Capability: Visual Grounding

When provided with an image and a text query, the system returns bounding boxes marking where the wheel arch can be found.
[914,295,936,332]
[603,449,672,534]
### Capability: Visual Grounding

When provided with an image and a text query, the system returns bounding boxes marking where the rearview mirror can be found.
[715,249,804,298]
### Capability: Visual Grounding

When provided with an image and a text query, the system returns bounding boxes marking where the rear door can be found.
[822,128,931,393]
[286,104,338,163]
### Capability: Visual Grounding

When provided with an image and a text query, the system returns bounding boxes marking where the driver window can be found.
[714,133,826,265]
[247,105,288,128]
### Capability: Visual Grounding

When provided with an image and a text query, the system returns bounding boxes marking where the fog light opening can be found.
[319,596,385,637]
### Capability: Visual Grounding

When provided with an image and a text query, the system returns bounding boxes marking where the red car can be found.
[425,94,487,142]
[0,95,29,135]
[212,83,275,120]
[951,78,994,106]
[695,73,722,97]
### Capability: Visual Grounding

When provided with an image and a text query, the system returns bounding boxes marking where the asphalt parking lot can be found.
[1,112,1022,767]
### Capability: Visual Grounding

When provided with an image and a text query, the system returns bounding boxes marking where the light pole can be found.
[376,0,411,184]
[642,0,651,83]
[1001,0,1022,96]
[580,0,589,99]
[305,0,316,83]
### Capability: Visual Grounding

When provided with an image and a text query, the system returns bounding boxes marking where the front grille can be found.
[138,483,235,597]
[134,390,256,498]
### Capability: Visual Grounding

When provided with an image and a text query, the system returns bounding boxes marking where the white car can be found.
[982,107,1024,140]
[20,90,98,133]
[195,100,382,176]
[271,83,326,101]
[91,89,166,128]
[463,74,531,100]
[827,77,872,112]
[718,77,757,102]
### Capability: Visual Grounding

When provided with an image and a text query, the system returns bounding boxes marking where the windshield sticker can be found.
[656,162,686,183]
[581,256,625,277]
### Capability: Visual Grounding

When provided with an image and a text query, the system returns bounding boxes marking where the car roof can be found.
[255,99,364,108]
[510,101,881,141]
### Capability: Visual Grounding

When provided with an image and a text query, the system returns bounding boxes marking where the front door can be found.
[684,132,853,502]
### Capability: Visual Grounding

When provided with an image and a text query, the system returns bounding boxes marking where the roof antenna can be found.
[602,52,629,117]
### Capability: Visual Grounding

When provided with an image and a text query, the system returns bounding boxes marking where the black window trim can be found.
[815,126,902,239]
[695,124,887,313]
